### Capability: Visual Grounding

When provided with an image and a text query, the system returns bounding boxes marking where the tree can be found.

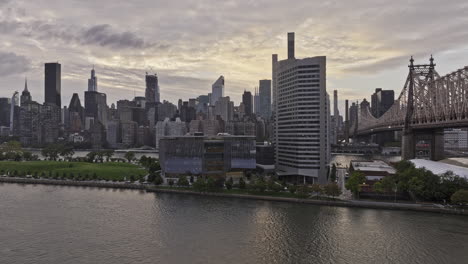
[345,171,366,198]
[239,177,246,189]
[451,190,468,205]
[310,184,323,199]
[86,151,97,163]
[206,177,217,192]
[96,151,105,163]
[60,146,74,161]
[177,176,190,186]
[129,175,136,182]
[193,177,206,192]
[168,179,174,186]
[225,177,234,190]
[41,144,61,161]
[149,162,161,174]
[147,173,156,183]
[324,183,342,199]
[124,151,136,163]
[330,164,337,182]
[103,150,115,162]
[254,177,267,192]
[154,174,164,185]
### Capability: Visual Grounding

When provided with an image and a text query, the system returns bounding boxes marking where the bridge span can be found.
[349,56,468,160]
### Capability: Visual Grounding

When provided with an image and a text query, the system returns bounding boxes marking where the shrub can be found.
[239,177,246,189]
[324,183,342,199]
[177,176,190,186]
[451,189,468,205]
[288,185,297,194]
[297,185,310,198]
[168,179,174,186]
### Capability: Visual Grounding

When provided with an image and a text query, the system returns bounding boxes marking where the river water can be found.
[0,183,466,264]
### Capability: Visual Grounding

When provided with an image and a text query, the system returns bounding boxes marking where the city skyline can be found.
[1,0,468,108]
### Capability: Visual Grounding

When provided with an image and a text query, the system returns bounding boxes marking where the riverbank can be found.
[1,177,466,215]
[0,161,146,181]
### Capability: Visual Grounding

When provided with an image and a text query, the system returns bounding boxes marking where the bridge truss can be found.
[352,57,468,135]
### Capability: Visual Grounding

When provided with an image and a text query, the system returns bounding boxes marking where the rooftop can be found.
[410,159,468,180]
[351,160,396,174]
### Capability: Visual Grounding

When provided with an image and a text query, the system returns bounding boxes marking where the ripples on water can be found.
[0,183,467,264]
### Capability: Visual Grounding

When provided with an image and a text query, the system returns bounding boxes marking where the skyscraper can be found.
[259,79,272,119]
[273,32,329,184]
[68,93,84,132]
[211,76,224,105]
[20,78,31,105]
[44,62,61,107]
[371,88,395,118]
[88,66,98,92]
[254,88,260,115]
[85,91,108,128]
[145,73,159,103]
[242,90,253,117]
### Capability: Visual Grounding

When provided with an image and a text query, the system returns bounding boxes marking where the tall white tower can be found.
[273,32,329,184]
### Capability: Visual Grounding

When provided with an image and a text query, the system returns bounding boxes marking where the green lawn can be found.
[0,161,146,181]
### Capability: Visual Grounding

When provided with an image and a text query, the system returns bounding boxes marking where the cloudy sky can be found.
[0,0,467,111]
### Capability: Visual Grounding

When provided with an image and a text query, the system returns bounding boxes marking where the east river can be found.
[0,183,467,264]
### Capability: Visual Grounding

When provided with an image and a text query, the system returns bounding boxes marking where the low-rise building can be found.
[159,135,256,178]
[349,160,396,191]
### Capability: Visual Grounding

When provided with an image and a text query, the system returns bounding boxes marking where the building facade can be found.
[259,79,272,120]
[273,32,329,184]
[159,135,256,178]
[211,76,224,106]
[44,62,61,108]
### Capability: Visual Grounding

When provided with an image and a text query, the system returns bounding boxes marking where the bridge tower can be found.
[402,56,444,160]
[402,57,415,160]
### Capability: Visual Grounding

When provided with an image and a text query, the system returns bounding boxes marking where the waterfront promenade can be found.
[1,176,466,216]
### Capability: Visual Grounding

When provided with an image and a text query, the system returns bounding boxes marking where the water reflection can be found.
[0,184,466,264]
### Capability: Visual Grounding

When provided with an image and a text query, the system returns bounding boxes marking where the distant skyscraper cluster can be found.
[0,60,275,151]
[0,32,338,183]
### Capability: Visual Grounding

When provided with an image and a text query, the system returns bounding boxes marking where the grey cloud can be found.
[81,24,148,49]
[0,52,30,77]
[0,20,157,50]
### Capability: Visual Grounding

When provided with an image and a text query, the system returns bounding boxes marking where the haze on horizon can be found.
[0,0,467,110]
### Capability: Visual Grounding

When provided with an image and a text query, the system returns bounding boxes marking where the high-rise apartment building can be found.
[273,32,329,184]
[211,76,224,105]
[259,79,272,120]
[44,62,61,107]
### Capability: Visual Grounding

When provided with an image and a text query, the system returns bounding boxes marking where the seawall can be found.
[1,177,466,216]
